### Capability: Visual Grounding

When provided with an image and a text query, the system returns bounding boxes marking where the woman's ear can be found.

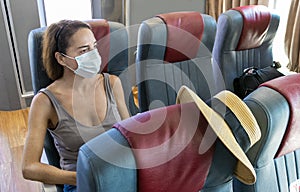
[55,52,66,66]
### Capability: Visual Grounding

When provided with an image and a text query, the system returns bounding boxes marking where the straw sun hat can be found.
[176,85,261,185]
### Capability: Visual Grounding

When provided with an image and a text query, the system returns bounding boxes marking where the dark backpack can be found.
[233,65,284,99]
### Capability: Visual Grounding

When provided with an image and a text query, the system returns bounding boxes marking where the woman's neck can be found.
[62,69,99,86]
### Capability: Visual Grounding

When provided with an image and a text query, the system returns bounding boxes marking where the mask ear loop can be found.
[63,64,76,73]
[59,52,77,72]
[60,52,75,60]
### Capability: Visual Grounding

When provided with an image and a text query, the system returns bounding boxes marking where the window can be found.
[270,0,291,68]
[43,0,92,25]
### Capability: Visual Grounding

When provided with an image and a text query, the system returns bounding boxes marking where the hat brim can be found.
[176,85,256,184]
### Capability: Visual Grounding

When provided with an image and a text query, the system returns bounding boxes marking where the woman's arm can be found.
[109,75,130,120]
[22,93,76,185]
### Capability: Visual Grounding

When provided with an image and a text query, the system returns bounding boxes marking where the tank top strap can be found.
[38,88,66,121]
[102,73,122,123]
[103,73,117,105]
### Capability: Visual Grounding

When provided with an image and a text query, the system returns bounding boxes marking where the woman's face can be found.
[61,28,97,69]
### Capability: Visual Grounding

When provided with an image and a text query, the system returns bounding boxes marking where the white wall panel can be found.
[126,0,206,26]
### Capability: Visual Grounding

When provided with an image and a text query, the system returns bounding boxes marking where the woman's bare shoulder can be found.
[107,74,120,87]
[31,91,51,106]
[30,90,55,116]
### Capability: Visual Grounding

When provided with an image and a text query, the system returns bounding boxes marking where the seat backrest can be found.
[28,19,132,192]
[135,11,217,112]
[77,102,215,191]
[77,98,257,191]
[234,74,300,191]
[212,5,280,91]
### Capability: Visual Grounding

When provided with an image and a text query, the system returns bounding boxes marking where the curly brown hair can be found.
[42,20,91,80]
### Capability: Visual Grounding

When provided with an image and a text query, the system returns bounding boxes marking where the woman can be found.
[22,20,130,191]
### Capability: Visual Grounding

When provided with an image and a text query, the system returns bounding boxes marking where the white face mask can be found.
[61,49,101,78]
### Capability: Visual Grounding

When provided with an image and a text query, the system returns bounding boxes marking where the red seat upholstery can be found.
[115,102,215,191]
[157,12,204,63]
[232,6,271,51]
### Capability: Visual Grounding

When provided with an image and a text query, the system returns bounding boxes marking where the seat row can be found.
[135,5,280,113]
[77,73,300,192]
[29,4,280,117]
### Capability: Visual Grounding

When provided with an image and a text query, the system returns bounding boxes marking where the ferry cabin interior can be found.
[0,0,300,192]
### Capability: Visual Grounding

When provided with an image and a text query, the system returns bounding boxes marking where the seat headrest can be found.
[114,102,215,191]
[260,74,300,157]
[232,5,271,51]
[86,19,110,72]
[156,12,204,63]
